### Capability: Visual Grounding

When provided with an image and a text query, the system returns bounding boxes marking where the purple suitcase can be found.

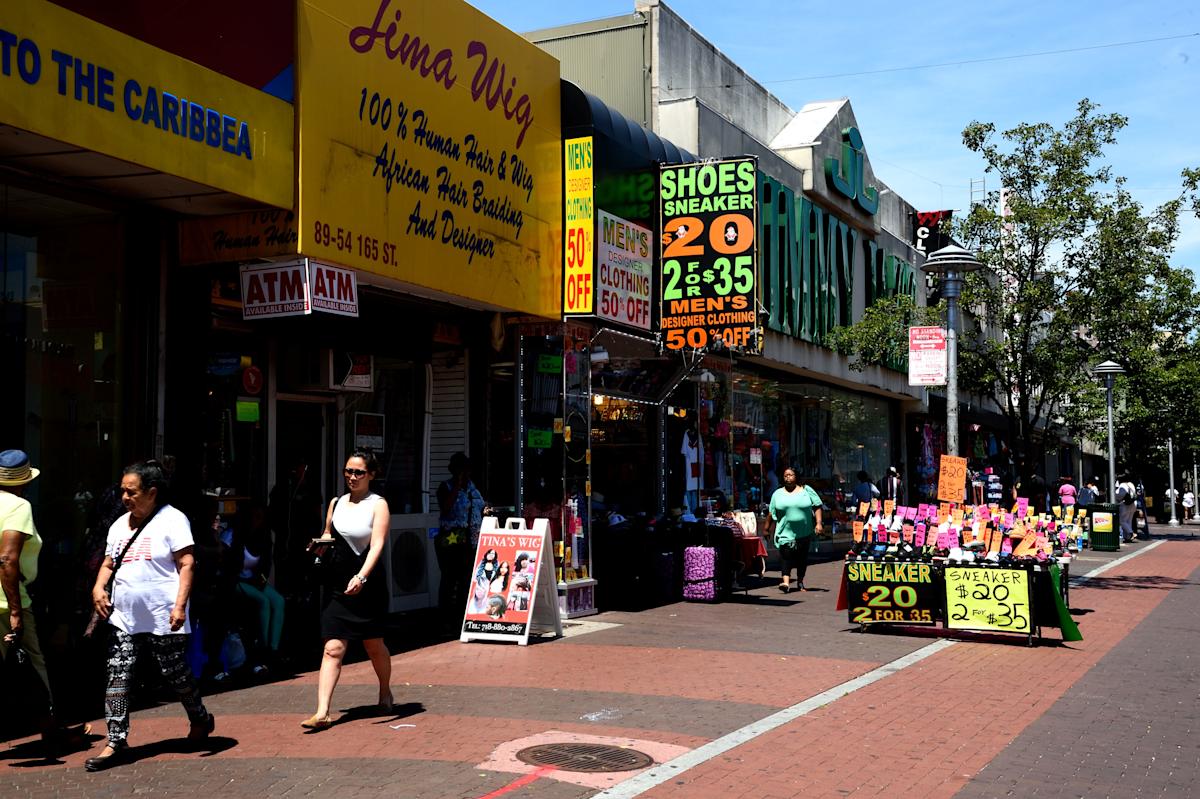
[683,546,718,601]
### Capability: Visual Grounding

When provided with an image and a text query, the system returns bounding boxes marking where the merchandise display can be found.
[837,497,1084,644]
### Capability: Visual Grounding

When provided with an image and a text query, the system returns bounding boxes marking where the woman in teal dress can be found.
[767,466,823,593]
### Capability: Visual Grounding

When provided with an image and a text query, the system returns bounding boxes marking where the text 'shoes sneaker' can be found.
[188,713,215,740]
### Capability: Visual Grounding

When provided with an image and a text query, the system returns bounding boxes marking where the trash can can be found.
[1087,503,1120,551]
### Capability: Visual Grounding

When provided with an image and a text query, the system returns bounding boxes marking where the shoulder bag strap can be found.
[107,503,164,594]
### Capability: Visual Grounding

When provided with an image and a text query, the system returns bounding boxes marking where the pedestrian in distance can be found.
[1183,489,1195,521]
[766,466,823,593]
[882,465,903,504]
[86,460,214,771]
[852,471,878,506]
[303,452,392,730]
[1116,474,1138,543]
[1078,478,1098,508]
[435,452,485,624]
[1058,476,1077,508]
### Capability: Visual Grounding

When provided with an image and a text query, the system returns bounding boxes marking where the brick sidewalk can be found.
[3,534,1194,798]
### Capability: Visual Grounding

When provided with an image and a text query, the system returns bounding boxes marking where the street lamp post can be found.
[1092,360,1125,503]
[1167,435,1180,527]
[921,245,983,457]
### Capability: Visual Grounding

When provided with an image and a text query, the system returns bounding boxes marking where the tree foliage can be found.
[831,99,1199,483]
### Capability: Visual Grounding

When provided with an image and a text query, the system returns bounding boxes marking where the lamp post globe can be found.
[1092,360,1125,506]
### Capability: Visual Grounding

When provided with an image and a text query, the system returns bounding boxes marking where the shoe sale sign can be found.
[659,158,760,353]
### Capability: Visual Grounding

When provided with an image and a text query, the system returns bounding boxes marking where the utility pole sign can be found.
[908,326,947,386]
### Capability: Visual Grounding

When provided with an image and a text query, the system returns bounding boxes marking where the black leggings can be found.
[778,539,811,585]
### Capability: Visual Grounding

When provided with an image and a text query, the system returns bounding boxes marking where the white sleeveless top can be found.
[332,493,383,555]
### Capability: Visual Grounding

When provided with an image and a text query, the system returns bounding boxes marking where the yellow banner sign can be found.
[297,0,562,316]
[563,136,594,314]
[945,567,1031,633]
[0,0,294,209]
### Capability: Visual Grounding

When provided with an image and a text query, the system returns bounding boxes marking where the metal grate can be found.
[515,743,654,773]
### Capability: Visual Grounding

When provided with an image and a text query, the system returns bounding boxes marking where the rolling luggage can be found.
[683,545,718,602]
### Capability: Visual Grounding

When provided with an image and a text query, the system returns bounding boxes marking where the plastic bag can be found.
[220,631,247,672]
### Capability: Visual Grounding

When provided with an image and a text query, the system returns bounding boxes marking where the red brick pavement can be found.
[3,537,1189,798]
[634,540,1200,799]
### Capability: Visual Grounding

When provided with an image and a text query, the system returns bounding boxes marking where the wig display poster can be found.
[461,517,561,645]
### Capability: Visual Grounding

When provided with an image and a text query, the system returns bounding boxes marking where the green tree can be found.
[832,100,1198,487]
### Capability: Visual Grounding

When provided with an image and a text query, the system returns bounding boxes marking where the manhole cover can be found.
[515,743,654,773]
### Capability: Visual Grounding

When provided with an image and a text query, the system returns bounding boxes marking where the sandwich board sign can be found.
[460,517,563,645]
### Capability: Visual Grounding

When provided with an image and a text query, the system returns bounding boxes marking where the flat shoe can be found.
[778,584,790,594]
[188,713,215,740]
[378,693,395,713]
[300,714,334,730]
[84,745,128,772]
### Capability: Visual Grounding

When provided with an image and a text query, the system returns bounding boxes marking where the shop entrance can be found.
[270,395,338,594]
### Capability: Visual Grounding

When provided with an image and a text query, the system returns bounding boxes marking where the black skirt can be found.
[319,534,388,641]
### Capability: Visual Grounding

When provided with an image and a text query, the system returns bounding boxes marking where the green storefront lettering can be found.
[824,126,879,216]
[758,171,915,360]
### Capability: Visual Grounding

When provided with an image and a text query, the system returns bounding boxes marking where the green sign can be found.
[235,399,260,423]
[537,354,563,375]
[659,158,759,353]
[758,171,915,361]
[824,127,879,216]
[527,428,553,449]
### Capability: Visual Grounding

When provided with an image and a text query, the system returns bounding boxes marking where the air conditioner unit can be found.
[385,513,439,613]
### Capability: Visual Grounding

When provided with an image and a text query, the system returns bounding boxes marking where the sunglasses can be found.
[344,468,369,477]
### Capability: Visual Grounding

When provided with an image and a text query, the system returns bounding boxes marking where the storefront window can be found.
[1,182,127,550]
[728,374,894,524]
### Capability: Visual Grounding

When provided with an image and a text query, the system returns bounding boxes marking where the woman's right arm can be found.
[92,555,116,618]
[321,498,336,537]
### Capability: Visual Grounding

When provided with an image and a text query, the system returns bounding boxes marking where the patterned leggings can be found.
[105,629,209,747]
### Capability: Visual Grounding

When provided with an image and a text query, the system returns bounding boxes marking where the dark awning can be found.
[561,81,695,166]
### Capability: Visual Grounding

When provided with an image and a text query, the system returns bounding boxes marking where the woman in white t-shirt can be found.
[86,460,213,771]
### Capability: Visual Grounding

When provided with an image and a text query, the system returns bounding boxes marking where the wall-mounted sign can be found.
[309,260,359,317]
[908,325,947,386]
[914,210,953,254]
[180,209,299,266]
[336,351,373,392]
[825,126,878,216]
[354,412,386,450]
[297,0,562,316]
[0,0,294,208]
[240,260,311,319]
[594,210,651,330]
[659,158,759,352]
[563,136,594,315]
[238,258,359,320]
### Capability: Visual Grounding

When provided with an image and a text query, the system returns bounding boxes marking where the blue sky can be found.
[473,0,1199,274]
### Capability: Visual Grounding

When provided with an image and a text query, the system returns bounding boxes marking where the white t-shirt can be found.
[106,505,194,636]
[681,435,702,492]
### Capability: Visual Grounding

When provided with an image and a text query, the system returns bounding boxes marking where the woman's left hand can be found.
[344,575,364,595]
[169,605,187,632]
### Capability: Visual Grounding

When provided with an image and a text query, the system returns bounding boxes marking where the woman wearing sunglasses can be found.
[302,451,392,729]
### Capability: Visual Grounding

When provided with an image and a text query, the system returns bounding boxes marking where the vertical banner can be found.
[914,210,953,254]
[908,325,947,386]
[461,517,562,645]
[563,136,594,315]
[595,210,652,330]
[659,158,759,352]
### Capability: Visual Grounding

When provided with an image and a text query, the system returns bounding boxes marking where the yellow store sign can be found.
[297,0,563,317]
[0,0,294,209]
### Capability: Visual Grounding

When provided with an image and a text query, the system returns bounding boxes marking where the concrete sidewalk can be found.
[3,530,1196,798]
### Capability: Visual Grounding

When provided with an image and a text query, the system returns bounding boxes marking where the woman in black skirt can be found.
[302,452,392,729]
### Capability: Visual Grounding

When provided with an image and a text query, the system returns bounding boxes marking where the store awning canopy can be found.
[562,82,695,165]
[0,124,270,216]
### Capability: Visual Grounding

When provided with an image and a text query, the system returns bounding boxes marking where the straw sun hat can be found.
[0,449,40,487]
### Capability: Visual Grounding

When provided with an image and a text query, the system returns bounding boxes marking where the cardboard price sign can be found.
[846,561,939,625]
[945,567,1031,633]
[937,455,968,503]
[659,158,759,353]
